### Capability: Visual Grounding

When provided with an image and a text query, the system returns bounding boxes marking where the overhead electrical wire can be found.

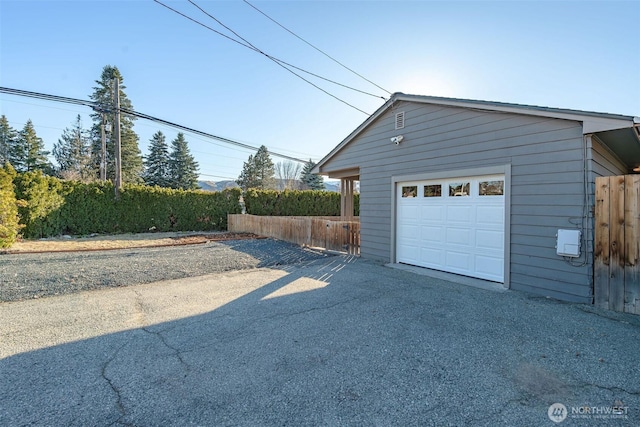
[186,0,383,100]
[153,0,376,115]
[242,0,391,96]
[0,86,308,163]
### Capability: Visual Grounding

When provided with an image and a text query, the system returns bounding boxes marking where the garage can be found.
[396,174,505,283]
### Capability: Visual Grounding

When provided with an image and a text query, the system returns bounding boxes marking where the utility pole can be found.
[113,77,122,196]
[100,112,107,181]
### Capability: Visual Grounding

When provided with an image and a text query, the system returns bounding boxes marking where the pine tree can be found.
[236,153,258,191]
[300,160,324,190]
[0,115,17,165]
[53,115,93,181]
[237,146,276,190]
[168,132,199,190]
[13,120,51,173]
[143,131,171,187]
[89,65,143,183]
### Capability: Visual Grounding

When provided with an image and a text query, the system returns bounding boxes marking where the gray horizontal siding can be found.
[591,135,627,177]
[322,101,593,301]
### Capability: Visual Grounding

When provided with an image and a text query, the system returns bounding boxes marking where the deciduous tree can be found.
[275,160,302,190]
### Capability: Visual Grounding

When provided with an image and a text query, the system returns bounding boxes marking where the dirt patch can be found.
[3,231,265,254]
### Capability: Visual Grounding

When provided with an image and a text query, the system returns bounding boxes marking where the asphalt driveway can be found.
[1,252,639,426]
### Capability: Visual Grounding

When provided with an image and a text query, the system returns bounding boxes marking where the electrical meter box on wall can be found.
[556,229,581,257]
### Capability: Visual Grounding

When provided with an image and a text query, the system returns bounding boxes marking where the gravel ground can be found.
[0,239,333,303]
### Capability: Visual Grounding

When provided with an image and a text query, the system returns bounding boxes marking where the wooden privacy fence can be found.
[228,214,360,255]
[594,175,640,315]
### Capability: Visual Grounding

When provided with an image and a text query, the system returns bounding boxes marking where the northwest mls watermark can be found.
[548,402,629,423]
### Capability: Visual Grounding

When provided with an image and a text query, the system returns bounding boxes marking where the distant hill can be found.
[198,180,239,192]
[197,180,347,193]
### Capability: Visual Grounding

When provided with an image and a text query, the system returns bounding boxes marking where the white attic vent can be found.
[395,111,405,130]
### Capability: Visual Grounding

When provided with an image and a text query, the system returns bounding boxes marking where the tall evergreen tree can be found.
[300,160,325,190]
[53,115,93,181]
[236,153,258,191]
[144,131,171,187]
[89,65,143,183]
[13,120,51,173]
[168,132,199,190]
[0,115,17,165]
[237,145,276,191]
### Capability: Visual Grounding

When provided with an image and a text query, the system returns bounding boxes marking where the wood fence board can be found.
[228,214,360,255]
[609,176,626,312]
[624,175,640,314]
[594,177,610,309]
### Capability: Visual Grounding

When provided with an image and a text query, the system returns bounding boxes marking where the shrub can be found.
[0,163,21,247]
[13,170,67,239]
[12,173,243,238]
[244,189,359,216]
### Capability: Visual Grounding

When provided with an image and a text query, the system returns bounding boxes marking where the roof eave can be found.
[313,93,639,174]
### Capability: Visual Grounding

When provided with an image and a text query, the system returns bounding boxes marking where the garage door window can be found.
[424,184,442,197]
[449,182,470,197]
[402,185,418,198]
[479,180,504,196]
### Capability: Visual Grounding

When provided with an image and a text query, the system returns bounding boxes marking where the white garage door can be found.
[396,175,505,283]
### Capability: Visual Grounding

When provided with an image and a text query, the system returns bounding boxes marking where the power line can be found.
[242,0,391,96]
[0,86,309,163]
[199,173,237,180]
[186,0,384,101]
[153,0,375,115]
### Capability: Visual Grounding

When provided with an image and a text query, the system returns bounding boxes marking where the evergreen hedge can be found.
[244,189,359,217]
[5,172,359,245]
[0,164,22,247]
[12,172,243,239]
[13,171,67,239]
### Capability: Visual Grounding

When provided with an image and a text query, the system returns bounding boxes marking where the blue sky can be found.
[1,0,639,182]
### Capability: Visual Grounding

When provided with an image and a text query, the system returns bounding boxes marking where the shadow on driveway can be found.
[1,246,639,426]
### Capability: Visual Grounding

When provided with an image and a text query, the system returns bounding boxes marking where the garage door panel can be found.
[398,223,420,239]
[446,205,473,222]
[399,205,419,221]
[445,250,472,271]
[475,255,503,281]
[421,206,445,223]
[476,205,503,225]
[397,244,420,263]
[420,247,443,266]
[421,225,444,243]
[396,174,505,283]
[475,229,503,250]
[446,227,472,245]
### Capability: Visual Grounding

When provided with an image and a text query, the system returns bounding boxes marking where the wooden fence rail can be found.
[228,214,360,255]
[594,175,640,315]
